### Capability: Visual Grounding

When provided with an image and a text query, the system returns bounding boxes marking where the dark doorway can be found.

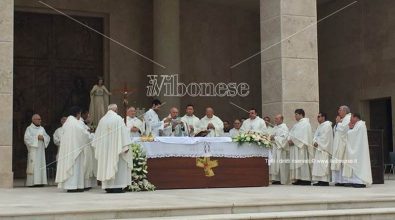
[13,11,103,179]
[369,98,393,163]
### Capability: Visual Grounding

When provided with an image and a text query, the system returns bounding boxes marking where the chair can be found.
[384,152,395,180]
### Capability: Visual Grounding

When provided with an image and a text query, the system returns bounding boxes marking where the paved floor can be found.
[1,179,395,217]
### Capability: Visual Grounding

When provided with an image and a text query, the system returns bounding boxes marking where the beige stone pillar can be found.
[153,0,181,117]
[0,0,14,188]
[260,0,319,128]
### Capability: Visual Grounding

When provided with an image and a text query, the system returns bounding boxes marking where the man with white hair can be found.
[126,106,144,137]
[161,107,187,136]
[24,114,50,187]
[198,107,224,137]
[331,105,352,186]
[93,104,133,193]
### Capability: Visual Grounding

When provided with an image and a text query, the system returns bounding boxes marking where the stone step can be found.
[3,198,395,220]
[127,207,395,220]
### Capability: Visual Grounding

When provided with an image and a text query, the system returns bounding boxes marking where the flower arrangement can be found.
[140,133,154,142]
[127,143,155,192]
[232,131,272,148]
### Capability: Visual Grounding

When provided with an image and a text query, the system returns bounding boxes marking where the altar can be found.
[135,137,270,189]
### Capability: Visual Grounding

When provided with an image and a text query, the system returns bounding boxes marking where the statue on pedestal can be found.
[89,77,111,126]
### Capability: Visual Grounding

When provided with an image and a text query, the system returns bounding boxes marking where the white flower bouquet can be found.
[127,143,155,192]
[232,131,272,148]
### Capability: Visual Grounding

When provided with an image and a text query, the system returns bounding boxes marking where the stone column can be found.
[260,0,319,128]
[153,0,180,117]
[0,0,14,188]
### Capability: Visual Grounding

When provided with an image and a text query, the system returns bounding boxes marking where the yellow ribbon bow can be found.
[196,157,218,177]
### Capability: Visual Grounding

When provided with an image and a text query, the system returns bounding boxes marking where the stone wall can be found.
[260,0,319,129]
[0,0,14,188]
[318,0,395,150]
[14,0,154,110]
[179,0,261,122]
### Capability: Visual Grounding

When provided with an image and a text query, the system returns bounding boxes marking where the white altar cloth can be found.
[133,137,270,159]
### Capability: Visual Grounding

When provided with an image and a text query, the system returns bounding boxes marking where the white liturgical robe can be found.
[270,123,290,184]
[181,115,200,135]
[24,124,50,186]
[161,117,187,137]
[80,118,96,188]
[266,126,274,136]
[53,126,63,159]
[312,121,333,182]
[240,117,267,134]
[198,115,224,137]
[229,128,240,138]
[143,109,163,137]
[56,116,91,190]
[53,127,63,148]
[289,118,313,182]
[342,120,372,186]
[93,110,133,189]
[126,116,144,137]
[331,113,351,184]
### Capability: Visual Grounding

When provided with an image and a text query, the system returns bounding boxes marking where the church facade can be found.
[0,0,394,187]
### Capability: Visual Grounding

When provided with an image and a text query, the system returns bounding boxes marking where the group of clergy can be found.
[269,106,372,188]
[25,104,132,193]
[138,99,267,138]
[24,99,372,192]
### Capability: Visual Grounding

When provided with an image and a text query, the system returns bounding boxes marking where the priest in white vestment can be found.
[331,106,352,186]
[270,114,290,185]
[288,109,313,185]
[56,107,91,192]
[24,114,50,187]
[229,119,242,138]
[93,104,133,193]
[80,117,96,189]
[197,107,224,137]
[312,112,333,186]
[264,116,275,136]
[240,108,267,134]
[126,106,144,137]
[161,107,187,136]
[53,116,67,159]
[180,104,200,136]
[143,99,167,136]
[342,113,372,188]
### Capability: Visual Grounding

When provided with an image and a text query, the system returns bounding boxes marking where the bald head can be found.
[205,107,214,118]
[274,114,284,125]
[170,107,179,119]
[32,114,42,126]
